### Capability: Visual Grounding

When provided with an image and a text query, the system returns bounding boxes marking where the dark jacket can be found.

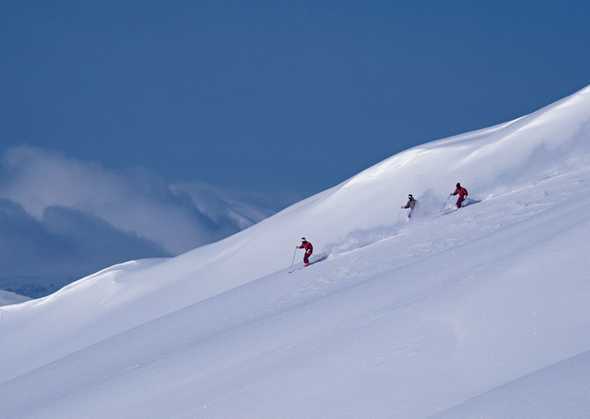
[403,197,417,209]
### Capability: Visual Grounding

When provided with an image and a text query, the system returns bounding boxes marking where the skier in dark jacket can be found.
[297,237,314,267]
[401,194,417,218]
[450,183,469,208]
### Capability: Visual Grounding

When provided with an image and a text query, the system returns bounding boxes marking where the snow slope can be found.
[1,85,590,418]
[432,349,590,419]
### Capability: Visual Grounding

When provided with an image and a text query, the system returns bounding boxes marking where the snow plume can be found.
[326,224,403,255]
[325,189,450,256]
[0,147,277,296]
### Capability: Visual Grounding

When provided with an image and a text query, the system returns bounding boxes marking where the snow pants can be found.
[304,250,313,265]
[456,196,465,208]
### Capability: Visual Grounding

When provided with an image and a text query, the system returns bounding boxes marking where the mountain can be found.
[0,148,281,297]
[1,85,589,418]
[0,290,29,306]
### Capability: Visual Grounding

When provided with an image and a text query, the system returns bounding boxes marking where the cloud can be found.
[0,146,282,296]
[0,147,276,253]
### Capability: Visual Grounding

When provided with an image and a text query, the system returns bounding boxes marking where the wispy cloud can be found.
[0,146,283,296]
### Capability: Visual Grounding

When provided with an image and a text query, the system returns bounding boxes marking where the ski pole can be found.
[442,195,452,210]
[289,247,298,271]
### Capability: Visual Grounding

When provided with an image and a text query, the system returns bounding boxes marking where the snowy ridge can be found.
[1,85,590,418]
[0,290,29,307]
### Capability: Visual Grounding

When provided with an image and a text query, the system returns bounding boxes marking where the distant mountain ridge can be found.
[0,289,29,306]
[0,147,283,297]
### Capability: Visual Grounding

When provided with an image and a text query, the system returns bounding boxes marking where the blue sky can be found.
[3,1,589,196]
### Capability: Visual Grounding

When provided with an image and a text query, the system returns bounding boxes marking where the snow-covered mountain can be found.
[0,290,29,307]
[0,147,281,297]
[1,85,590,418]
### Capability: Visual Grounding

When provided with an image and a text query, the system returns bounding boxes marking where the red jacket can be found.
[298,241,313,253]
[452,186,468,198]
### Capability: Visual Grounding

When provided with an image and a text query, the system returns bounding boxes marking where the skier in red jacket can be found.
[450,182,469,208]
[297,237,314,267]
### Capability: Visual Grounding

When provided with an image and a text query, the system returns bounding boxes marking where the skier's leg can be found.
[456,196,464,208]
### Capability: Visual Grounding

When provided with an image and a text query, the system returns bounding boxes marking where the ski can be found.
[288,253,329,274]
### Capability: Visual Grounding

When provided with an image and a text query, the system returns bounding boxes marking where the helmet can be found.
[456,182,461,187]
[408,194,413,198]
[301,237,306,241]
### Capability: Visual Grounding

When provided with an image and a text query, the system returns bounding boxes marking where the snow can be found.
[0,147,279,298]
[432,349,590,419]
[1,85,590,418]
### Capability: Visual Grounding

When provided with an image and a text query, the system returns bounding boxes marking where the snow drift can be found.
[1,85,590,418]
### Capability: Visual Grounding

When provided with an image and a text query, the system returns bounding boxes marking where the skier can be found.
[296,237,314,267]
[450,182,469,208]
[401,194,417,218]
